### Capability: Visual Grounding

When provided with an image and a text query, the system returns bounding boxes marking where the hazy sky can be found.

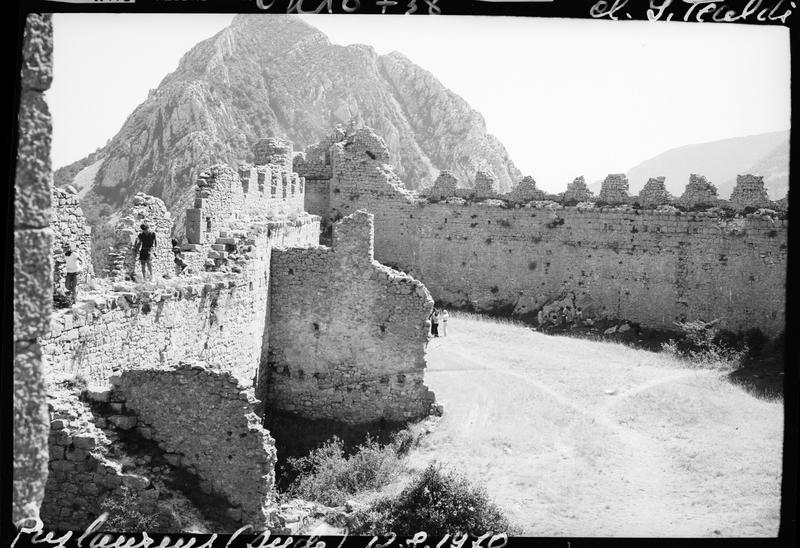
[49,13,790,192]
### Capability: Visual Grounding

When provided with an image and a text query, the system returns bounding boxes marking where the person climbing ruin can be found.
[63,246,84,305]
[172,238,188,275]
[133,223,156,281]
[430,308,440,337]
[440,309,449,336]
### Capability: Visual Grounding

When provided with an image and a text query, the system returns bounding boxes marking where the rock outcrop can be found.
[56,14,522,266]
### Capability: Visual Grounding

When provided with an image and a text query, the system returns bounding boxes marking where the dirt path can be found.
[406,316,783,537]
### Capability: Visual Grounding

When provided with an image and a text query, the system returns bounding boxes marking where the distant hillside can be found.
[625,131,789,200]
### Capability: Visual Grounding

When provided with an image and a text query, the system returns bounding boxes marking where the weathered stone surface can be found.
[13,341,50,525]
[428,171,459,201]
[15,228,53,341]
[599,174,630,205]
[21,14,53,91]
[638,177,673,208]
[115,364,276,528]
[268,211,437,424]
[563,176,595,203]
[508,176,547,203]
[676,174,719,209]
[15,91,53,228]
[729,174,771,211]
[296,130,786,337]
[51,188,93,295]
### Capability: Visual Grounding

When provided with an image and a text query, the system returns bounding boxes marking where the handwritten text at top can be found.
[590,0,793,23]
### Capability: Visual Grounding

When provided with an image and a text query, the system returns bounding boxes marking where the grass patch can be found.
[346,464,520,536]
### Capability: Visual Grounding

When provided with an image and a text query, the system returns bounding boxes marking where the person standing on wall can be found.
[440,309,449,336]
[133,223,156,282]
[63,246,84,305]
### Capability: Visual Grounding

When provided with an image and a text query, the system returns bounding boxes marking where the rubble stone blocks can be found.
[107,193,173,281]
[473,168,499,198]
[40,392,152,531]
[115,364,276,529]
[429,171,459,201]
[638,177,673,207]
[254,137,293,171]
[729,174,771,211]
[598,174,630,204]
[508,176,547,203]
[14,13,55,526]
[676,174,719,209]
[562,176,595,203]
[268,211,437,424]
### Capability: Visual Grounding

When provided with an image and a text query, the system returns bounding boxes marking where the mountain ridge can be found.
[55,14,523,264]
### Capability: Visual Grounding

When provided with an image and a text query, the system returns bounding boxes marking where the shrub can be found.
[99,486,159,532]
[286,436,403,506]
[348,464,519,536]
[664,319,747,368]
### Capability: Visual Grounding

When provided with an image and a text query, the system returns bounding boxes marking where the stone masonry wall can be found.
[14,13,54,526]
[52,187,93,295]
[267,211,437,424]
[113,363,276,528]
[186,163,305,248]
[40,391,153,531]
[40,219,319,389]
[301,127,786,337]
[408,203,787,336]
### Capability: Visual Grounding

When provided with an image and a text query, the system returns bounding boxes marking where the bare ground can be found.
[406,314,783,537]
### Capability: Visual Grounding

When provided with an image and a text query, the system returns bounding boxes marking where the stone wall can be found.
[14,13,54,526]
[186,163,305,248]
[52,187,93,295]
[40,391,152,531]
[267,211,437,424]
[301,127,786,337]
[41,218,319,388]
[407,202,787,336]
[112,363,276,528]
[106,193,174,281]
[730,174,772,211]
[638,177,673,208]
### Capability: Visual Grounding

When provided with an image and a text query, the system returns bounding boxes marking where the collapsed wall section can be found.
[267,211,437,424]
[111,363,276,528]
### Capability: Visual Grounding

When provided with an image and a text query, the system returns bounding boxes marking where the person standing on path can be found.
[63,246,83,305]
[440,309,449,336]
[430,308,440,337]
[133,223,157,281]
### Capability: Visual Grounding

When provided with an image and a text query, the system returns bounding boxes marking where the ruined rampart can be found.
[267,211,437,424]
[111,364,276,528]
[41,218,319,388]
[297,127,787,337]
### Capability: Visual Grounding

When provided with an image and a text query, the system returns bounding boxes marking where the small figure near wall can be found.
[63,246,84,305]
[430,308,440,337]
[440,309,449,336]
[133,223,157,281]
